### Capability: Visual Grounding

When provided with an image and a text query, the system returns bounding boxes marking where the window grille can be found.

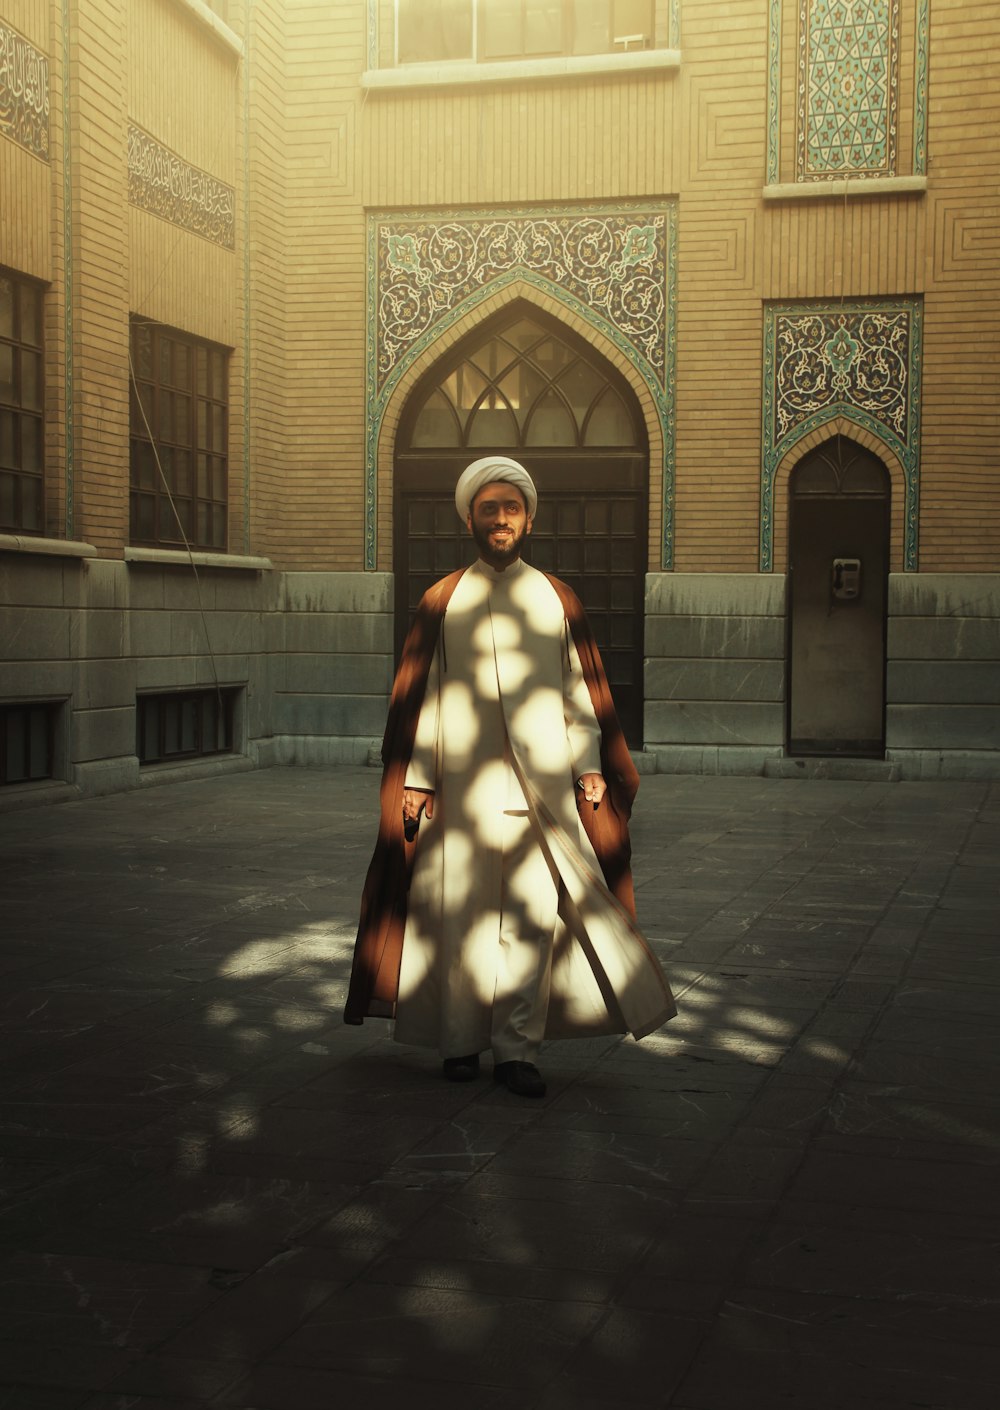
[0,269,45,535]
[129,318,230,551]
[136,688,237,766]
[1,702,56,785]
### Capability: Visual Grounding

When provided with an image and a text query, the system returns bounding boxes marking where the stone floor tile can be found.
[99,1353,245,1402]
[771,1195,1000,1245]
[77,1397,203,1410]
[154,1275,336,1361]
[614,1275,724,1316]
[673,1286,1000,1409]
[784,1145,1000,1219]
[825,1083,1000,1154]
[547,1306,705,1402]
[850,1042,1000,1096]
[0,1342,138,1394]
[362,1253,617,1303]
[629,1212,761,1284]
[682,1138,805,1215]
[486,1125,715,1190]
[2,769,999,1409]
[0,1251,221,1352]
[268,1282,602,1387]
[544,1084,752,1141]
[394,1186,663,1274]
[740,1219,1000,1326]
[213,1364,523,1409]
[0,1392,90,1410]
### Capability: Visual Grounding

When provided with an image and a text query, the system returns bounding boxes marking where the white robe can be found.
[394,558,674,1058]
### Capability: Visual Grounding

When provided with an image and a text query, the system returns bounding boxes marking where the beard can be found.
[470,517,528,569]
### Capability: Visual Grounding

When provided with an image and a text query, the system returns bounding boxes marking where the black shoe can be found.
[442,1053,480,1082]
[493,1060,546,1098]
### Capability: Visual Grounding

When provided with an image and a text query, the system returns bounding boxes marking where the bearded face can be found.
[467,481,533,569]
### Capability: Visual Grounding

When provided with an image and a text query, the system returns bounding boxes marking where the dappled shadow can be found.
[0,769,998,1406]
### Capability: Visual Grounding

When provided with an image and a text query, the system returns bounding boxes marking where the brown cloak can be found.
[343,566,647,1026]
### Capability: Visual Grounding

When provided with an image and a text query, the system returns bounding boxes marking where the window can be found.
[0,269,45,535]
[1,702,57,785]
[407,314,640,450]
[137,688,237,766]
[129,317,229,551]
[395,0,656,65]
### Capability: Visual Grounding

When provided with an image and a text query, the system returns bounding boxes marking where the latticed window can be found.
[396,303,648,744]
[1,702,57,785]
[408,315,640,450]
[129,318,229,551]
[0,269,45,535]
[137,688,236,766]
[395,0,657,65]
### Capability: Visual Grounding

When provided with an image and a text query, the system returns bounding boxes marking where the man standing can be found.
[344,455,675,1096]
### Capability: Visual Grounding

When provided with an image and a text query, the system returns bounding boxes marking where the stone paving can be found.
[1,766,999,1409]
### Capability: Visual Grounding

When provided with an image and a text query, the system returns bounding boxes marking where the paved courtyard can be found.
[1,765,998,1409]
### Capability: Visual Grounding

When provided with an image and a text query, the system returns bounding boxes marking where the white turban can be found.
[454,456,537,521]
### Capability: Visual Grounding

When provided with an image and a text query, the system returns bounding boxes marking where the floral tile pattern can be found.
[761,299,923,569]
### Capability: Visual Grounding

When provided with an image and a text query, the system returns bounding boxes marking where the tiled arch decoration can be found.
[365,202,678,570]
[761,298,923,571]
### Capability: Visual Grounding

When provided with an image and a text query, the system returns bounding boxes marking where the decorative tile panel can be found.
[767,0,926,182]
[376,212,669,394]
[367,203,677,570]
[761,299,923,569]
[797,0,898,180]
[912,0,929,175]
[0,19,49,161]
[127,125,235,250]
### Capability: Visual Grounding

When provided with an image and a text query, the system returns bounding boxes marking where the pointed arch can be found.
[767,414,909,572]
[760,298,922,572]
[366,203,678,570]
[373,277,667,573]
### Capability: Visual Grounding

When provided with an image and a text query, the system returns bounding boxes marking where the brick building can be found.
[1,0,998,807]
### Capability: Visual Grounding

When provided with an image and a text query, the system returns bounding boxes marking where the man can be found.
[344,455,675,1096]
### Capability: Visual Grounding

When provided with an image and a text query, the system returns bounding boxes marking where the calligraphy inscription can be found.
[0,20,49,160]
[127,125,235,250]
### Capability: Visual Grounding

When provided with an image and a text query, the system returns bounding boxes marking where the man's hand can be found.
[577,773,607,808]
[403,787,434,823]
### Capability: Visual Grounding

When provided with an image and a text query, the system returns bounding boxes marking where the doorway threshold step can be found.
[764,757,901,782]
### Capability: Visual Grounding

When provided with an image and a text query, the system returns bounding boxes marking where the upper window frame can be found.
[366,0,680,87]
[395,0,662,66]
[128,316,230,554]
[0,266,46,538]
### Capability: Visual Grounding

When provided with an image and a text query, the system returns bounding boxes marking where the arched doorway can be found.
[787,435,890,756]
[394,302,649,745]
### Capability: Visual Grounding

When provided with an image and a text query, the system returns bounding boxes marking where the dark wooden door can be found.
[787,438,890,756]
[395,457,647,745]
[393,304,649,746]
